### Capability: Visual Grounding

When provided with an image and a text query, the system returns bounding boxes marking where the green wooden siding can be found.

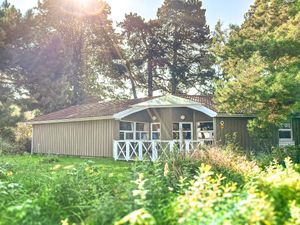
[292,118,300,146]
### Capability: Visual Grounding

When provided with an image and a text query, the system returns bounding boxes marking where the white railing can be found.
[113,139,214,162]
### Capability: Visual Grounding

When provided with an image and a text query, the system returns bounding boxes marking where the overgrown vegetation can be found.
[1,145,300,225]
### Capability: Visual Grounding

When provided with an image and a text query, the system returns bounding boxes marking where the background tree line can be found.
[0,0,299,150]
[0,0,214,143]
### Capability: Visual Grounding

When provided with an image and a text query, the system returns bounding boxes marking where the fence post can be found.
[185,140,190,153]
[125,141,130,161]
[138,141,143,161]
[152,141,158,162]
[113,141,118,161]
[170,140,175,152]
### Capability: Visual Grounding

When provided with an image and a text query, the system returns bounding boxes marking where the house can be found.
[28,95,300,161]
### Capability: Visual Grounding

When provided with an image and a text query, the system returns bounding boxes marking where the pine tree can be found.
[157,0,214,94]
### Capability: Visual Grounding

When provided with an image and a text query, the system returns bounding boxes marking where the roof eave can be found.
[26,115,115,125]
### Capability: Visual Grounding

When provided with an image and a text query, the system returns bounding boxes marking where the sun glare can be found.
[106,0,131,20]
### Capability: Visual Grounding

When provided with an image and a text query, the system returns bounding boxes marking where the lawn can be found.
[1,150,300,225]
[0,155,133,225]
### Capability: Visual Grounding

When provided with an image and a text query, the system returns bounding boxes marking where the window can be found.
[197,121,214,140]
[151,123,161,140]
[120,122,134,140]
[173,123,180,139]
[136,123,148,140]
[119,121,148,140]
[279,123,292,140]
[172,123,192,140]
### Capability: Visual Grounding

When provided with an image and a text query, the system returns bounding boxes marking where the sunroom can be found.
[113,96,218,161]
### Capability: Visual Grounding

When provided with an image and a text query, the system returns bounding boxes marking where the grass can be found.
[0,154,133,225]
[1,150,300,225]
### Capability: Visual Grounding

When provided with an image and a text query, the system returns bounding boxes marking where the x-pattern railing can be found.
[113,140,213,162]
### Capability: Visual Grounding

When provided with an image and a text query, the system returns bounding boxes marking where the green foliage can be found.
[214,0,300,131]
[1,151,300,225]
[0,137,16,155]
[157,0,215,94]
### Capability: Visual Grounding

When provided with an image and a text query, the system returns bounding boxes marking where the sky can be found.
[4,0,254,29]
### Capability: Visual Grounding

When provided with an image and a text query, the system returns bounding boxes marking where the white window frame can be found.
[278,122,295,147]
[119,121,135,140]
[172,122,193,141]
[279,123,293,141]
[197,121,214,141]
[135,122,149,140]
[151,123,161,140]
[119,121,149,141]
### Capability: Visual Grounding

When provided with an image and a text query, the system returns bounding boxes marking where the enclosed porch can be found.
[113,106,216,161]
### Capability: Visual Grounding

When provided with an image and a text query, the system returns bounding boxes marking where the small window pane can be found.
[152,124,160,132]
[120,132,125,140]
[120,122,133,131]
[183,132,191,140]
[279,130,292,139]
[173,132,179,140]
[136,132,141,140]
[173,123,179,131]
[136,123,145,131]
[198,122,213,131]
[141,133,148,140]
[152,133,160,140]
[125,133,134,140]
[182,124,191,131]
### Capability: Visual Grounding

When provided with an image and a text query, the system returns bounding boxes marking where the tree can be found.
[15,0,120,112]
[0,1,27,139]
[157,0,214,94]
[120,13,164,97]
[214,0,300,135]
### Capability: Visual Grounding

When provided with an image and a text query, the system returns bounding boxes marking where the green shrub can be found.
[0,137,16,155]
[271,146,300,164]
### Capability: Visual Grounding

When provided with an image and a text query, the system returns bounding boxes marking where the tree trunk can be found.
[171,52,178,95]
[129,77,138,99]
[125,62,138,99]
[147,59,153,97]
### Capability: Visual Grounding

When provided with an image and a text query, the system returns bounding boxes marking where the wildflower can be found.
[63,165,75,170]
[52,164,61,170]
[6,171,13,176]
[61,218,69,225]
[164,163,169,177]
[168,187,174,192]
[109,173,114,177]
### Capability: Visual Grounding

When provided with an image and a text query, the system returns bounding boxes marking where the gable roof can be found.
[28,95,216,124]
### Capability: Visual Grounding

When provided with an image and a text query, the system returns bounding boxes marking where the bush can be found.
[271,146,300,164]
[0,138,16,155]
[190,147,261,185]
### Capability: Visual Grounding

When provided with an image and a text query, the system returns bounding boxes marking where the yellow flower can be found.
[61,218,69,225]
[6,171,13,176]
[164,163,169,177]
[52,164,61,171]
[63,165,75,170]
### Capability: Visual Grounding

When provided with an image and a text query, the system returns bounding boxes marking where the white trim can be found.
[27,116,115,125]
[114,108,146,120]
[188,105,217,117]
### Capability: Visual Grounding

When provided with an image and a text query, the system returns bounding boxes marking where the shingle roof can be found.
[29,95,215,123]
